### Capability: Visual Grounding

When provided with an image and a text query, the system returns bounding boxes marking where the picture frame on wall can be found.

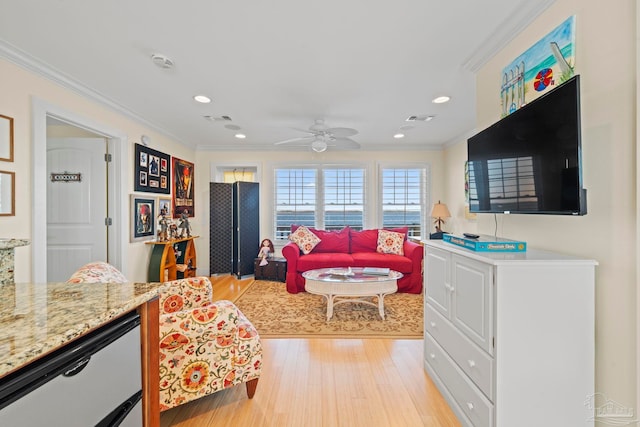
[172,157,194,218]
[157,196,172,217]
[130,194,156,242]
[134,143,170,194]
[0,115,14,162]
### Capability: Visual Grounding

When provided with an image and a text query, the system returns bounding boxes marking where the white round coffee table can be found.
[303,267,403,321]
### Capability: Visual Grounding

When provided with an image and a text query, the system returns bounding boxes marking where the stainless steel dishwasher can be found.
[0,310,142,426]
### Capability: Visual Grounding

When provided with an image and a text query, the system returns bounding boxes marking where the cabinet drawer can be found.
[425,333,493,427]
[426,303,494,400]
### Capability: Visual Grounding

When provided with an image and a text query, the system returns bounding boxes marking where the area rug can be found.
[234,280,423,338]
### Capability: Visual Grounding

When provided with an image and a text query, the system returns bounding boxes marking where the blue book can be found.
[443,234,526,252]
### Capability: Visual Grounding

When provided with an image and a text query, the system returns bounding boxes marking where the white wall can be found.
[444,0,637,416]
[0,58,194,282]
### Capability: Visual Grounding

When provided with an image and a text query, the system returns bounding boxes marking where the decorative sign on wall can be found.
[172,157,194,218]
[501,15,576,116]
[50,172,82,183]
[134,143,170,194]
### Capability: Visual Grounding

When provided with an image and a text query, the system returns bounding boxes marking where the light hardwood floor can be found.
[160,275,460,427]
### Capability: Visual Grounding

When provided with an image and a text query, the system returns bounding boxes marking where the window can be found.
[323,168,365,230]
[274,166,365,239]
[380,167,427,239]
[274,168,317,239]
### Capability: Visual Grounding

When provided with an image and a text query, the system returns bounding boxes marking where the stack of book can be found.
[362,267,390,276]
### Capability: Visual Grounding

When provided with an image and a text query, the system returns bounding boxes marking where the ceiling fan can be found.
[274,119,360,152]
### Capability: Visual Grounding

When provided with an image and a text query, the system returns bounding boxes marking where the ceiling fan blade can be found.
[290,127,316,134]
[327,127,358,137]
[327,137,360,149]
[274,136,315,145]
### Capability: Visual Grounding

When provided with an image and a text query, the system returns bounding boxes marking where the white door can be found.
[47,138,108,281]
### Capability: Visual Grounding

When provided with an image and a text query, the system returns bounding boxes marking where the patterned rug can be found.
[234,280,423,338]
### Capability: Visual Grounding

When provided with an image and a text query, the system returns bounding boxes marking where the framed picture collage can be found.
[131,143,194,242]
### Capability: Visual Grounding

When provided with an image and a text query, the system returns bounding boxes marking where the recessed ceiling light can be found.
[432,96,451,104]
[194,95,211,104]
[235,133,246,139]
[394,133,405,139]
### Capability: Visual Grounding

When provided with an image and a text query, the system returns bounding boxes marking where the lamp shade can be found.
[431,201,451,219]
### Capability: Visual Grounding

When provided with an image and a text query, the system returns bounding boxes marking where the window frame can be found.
[377,163,430,240]
[273,163,368,241]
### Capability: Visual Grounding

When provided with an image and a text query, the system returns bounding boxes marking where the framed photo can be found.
[134,143,170,194]
[130,194,156,242]
[172,157,194,218]
[0,115,14,162]
[157,196,172,217]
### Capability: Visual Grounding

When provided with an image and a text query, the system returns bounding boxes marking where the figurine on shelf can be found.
[157,207,172,242]
[258,238,274,266]
[178,209,191,237]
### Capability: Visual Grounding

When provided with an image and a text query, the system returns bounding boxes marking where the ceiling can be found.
[0,1,555,152]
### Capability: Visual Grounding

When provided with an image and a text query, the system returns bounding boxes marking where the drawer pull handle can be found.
[467,402,474,410]
[430,321,436,328]
[429,353,436,360]
[63,356,91,377]
[467,360,476,368]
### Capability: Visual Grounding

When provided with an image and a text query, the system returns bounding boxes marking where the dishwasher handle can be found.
[63,357,91,377]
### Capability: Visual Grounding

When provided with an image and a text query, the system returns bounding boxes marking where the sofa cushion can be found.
[289,225,321,254]
[292,225,350,253]
[297,252,355,270]
[351,252,413,274]
[376,229,405,255]
[350,227,409,253]
[349,229,378,253]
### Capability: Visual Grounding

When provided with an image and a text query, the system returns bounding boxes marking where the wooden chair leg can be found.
[245,378,259,398]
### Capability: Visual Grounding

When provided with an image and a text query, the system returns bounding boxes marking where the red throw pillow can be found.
[290,225,349,253]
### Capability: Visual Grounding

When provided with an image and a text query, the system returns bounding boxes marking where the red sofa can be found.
[282,226,423,294]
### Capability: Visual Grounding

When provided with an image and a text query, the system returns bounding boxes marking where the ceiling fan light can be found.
[311,139,328,152]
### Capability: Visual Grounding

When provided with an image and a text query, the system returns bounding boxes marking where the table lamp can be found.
[430,201,451,239]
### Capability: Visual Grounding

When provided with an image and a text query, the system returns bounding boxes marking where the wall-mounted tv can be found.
[467,75,586,215]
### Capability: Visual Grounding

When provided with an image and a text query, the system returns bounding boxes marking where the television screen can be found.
[467,75,586,215]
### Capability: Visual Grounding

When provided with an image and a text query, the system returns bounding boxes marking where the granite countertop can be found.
[0,281,167,377]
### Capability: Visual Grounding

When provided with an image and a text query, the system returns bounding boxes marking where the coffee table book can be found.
[442,233,526,252]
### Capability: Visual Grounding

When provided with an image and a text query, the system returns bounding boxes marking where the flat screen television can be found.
[467,74,586,215]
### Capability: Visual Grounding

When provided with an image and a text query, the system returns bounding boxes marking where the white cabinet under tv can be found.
[422,239,596,427]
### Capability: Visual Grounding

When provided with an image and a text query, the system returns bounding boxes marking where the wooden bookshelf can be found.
[145,236,198,282]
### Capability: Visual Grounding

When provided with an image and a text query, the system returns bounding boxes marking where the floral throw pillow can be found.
[376,229,405,255]
[289,225,322,254]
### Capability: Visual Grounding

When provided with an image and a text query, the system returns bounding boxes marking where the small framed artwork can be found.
[0,170,15,216]
[0,115,14,162]
[134,143,170,194]
[157,196,172,217]
[172,157,194,218]
[130,194,156,242]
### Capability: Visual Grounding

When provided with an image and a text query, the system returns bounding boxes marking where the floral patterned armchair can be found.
[67,263,262,411]
[157,277,262,411]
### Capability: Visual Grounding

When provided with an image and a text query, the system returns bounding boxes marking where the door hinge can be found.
[105,217,112,226]
[105,153,112,162]
[492,337,495,348]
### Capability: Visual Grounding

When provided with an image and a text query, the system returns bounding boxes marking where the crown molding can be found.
[0,39,186,146]
[461,0,557,73]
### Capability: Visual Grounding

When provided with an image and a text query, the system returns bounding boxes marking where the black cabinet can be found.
[254,257,287,282]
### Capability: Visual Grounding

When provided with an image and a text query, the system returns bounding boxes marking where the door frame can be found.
[32,98,127,282]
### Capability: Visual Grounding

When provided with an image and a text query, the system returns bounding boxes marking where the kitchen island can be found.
[0,280,166,426]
